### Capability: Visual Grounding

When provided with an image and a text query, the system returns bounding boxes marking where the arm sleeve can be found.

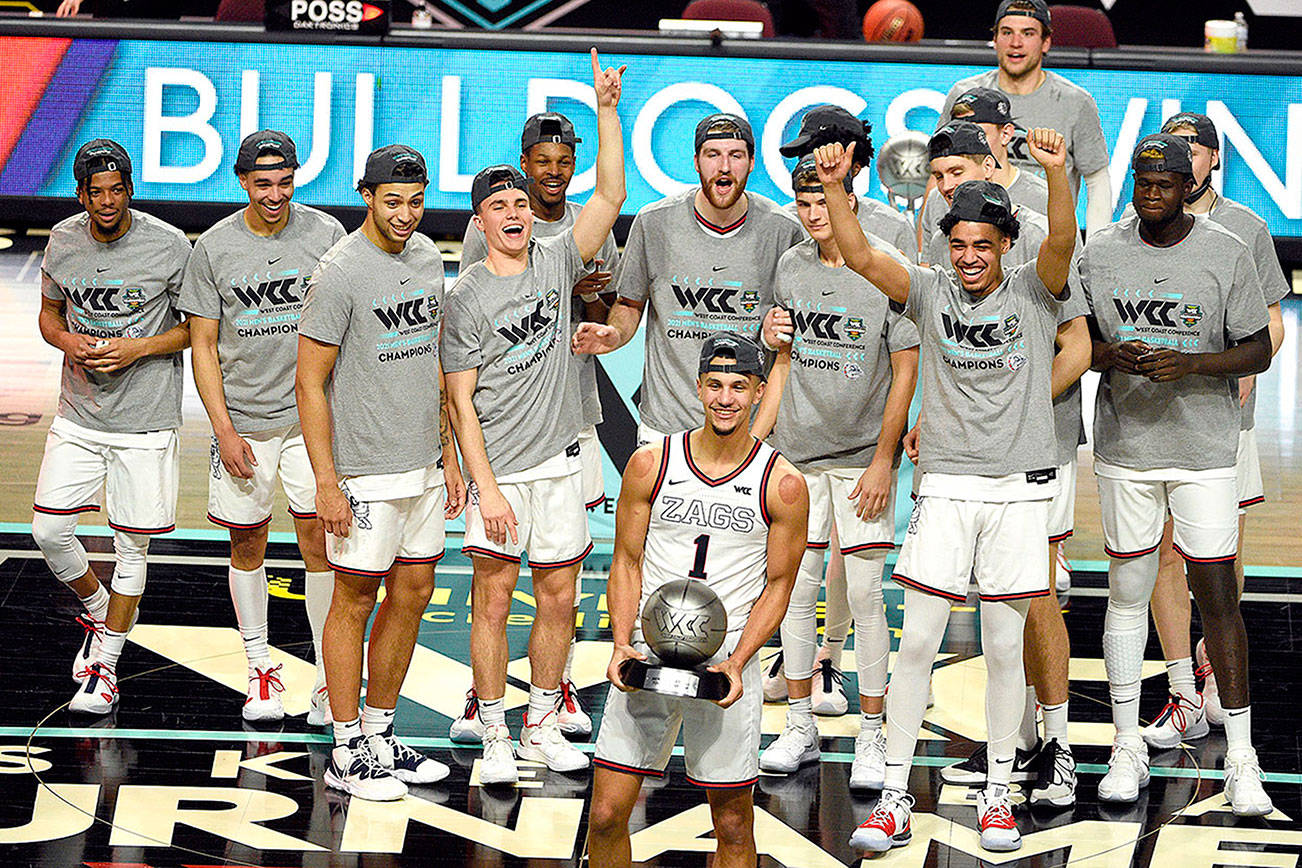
[460,219,489,271]
[439,288,483,374]
[1083,168,1114,237]
[1224,247,1270,342]
[613,215,651,303]
[298,263,351,346]
[177,241,221,319]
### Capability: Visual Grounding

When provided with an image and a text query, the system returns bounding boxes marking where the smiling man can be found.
[179,130,345,725]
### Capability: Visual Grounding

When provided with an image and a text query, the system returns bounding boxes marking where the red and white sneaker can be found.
[72,615,106,682]
[307,679,332,726]
[70,662,119,715]
[557,680,592,738]
[849,788,914,852]
[243,663,285,722]
[450,688,486,744]
[1196,638,1225,726]
[977,785,1021,851]
[1141,692,1208,750]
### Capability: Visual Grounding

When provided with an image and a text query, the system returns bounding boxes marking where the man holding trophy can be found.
[586,332,809,868]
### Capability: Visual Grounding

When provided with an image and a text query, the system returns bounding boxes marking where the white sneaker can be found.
[1028,738,1077,808]
[242,663,286,722]
[762,650,787,702]
[850,727,887,790]
[307,679,332,726]
[811,658,848,716]
[519,715,589,773]
[1196,638,1226,726]
[1224,749,1273,817]
[1141,692,1208,750]
[759,719,821,773]
[324,735,407,801]
[1098,739,1150,803]
[450,688,487,744]
[849,788,914,852]
[479,724,518,785]
[368,726,449,785]
[978,785,1021,851]
[557,680,592,738]
[69,662,119,715]
[72,615,105,681]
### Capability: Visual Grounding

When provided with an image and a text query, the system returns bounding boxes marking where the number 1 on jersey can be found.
[688,533,710,580]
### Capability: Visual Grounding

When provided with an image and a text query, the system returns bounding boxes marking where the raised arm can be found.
[604,443,660,690]
[571,48,627,263]
[813,142,911,304]
[709,458,808,708]
[1027,128,1075,298]
[750,328,790,441]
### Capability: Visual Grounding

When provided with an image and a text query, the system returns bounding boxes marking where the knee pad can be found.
[32,512,89,583]
[110,531,150,596]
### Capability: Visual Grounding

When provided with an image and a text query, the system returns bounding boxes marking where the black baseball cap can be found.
[699,332,766,380]
[1161,112,1219,149]
[950,88,1014,126]
[779,105,874,161]
[791,155,853,194]
[73,139,131,182]
[235,130,299,173]
[946,180,1016,225]
[995,0,1051,30]
[360,144,428,187]
[1131,133,1194,175]
[521,112,581,153]
[694,113,755,155]
[471,164,530,212]
[929,121,1001,168]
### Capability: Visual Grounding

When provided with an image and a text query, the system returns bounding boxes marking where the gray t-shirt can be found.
[462,201,618,429]
[1081,214,1270,471]
[941,70,1109,194]
[771,238,919,471]
[442,233,586,477]
[785,194,916,260]
[178,203,345,433]
[298,230,445,477]
[920,168,1048,251]
[1052,285,1091,466]
[615,188,804,433]
[40,210,190,433]
[904,260,1064,482]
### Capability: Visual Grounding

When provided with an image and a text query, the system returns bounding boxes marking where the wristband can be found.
[579,292,601,303]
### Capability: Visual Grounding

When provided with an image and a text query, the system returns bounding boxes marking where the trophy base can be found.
[621,659,729,701]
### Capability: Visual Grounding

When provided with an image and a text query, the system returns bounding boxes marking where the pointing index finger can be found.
[591,47,600,80]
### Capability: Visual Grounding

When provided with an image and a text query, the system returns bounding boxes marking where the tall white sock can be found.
[1105,552,1159,743]
[479,697,506,729]
[98,626,127,672]
[564,632,576,683]
[982,600,1031,785]
[845,553,889,699]
[1165,657,1197,699]
[526,685,561,726]
[80,584,110,621]
[1042,701,1069,743]
[333,717,361,746]
[228,565,270,664]
[788,695,814,729]
[361,703,396,736]
[883,590,951,792]
[303,570,333,679]
[1224,706,1253,753]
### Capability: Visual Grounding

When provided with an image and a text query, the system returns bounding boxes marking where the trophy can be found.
[621,579,730,700]
[876,130,932,215]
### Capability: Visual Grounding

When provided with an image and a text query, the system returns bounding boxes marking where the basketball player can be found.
[180,130,344,724]
[919,87,1047,252]
[442,50,624,786]
[749,157,918,787]
[297,144,461,801]
[451,111,621,743]
[587,332,808,868]
[938,0,1112,235]
[571,112,804,443]
[815,129,1076,853]
[1082,133,1273,816]
[34,139,191,716]
[1140,113,1288,750]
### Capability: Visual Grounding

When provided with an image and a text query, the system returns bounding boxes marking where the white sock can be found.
[861,711,884,732]
[788,695,814,729]
[1224,705,1253,753]
[1166,657,1197,700]
[361,703,396,737]
[228,565,270,665]
[564,632,576,683]
[884,591,951,793]
[1017,685,1039,751]
[98,625,127,672]
[333,716,361,746]
[303,570,333,681]
[1042,701,1069,743]
[527,685,561,726]
[80,584,110,621]
[982,600,1031,785]
[479,696,506,729]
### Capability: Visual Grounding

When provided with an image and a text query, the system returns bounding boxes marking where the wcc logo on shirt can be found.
[65,285,123,313]
[940,311,1009,349]
[494,290,560,345]
[792,310,843,341]
[232,275,303,310]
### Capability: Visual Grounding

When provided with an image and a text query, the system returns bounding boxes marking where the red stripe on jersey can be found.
[694,207,746,235]
[647,436,672,502]
[684,431,763,487]
[758,450,780,525]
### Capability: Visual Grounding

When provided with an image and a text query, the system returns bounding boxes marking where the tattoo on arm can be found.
[439,389,451,449]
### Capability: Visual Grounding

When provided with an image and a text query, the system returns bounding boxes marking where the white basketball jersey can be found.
[638,431,780,638]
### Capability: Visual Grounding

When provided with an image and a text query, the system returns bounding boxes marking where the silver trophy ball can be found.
[641,579,728,668]
[876,130,932,208]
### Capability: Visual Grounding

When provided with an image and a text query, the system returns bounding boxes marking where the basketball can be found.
[640,579,728,668]
[862,0,924,42]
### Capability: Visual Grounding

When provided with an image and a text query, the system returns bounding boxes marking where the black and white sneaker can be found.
[324,735,407,801]
[940,740,1041,785]
[368,726,450,785]
[1028,739,1076,808]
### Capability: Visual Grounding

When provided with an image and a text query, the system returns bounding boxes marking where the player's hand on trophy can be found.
[591,48,626,108]
[607,642,647,692]
[813,141,855,185]
[707,656,745,708]
[1026,128,1067,171]
[762,306,792,347]
[572,321,622,355]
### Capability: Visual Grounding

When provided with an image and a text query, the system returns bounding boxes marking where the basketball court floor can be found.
[2,225,1302,866]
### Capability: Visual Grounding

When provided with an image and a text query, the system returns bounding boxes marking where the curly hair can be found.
[937,211,1020,246]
